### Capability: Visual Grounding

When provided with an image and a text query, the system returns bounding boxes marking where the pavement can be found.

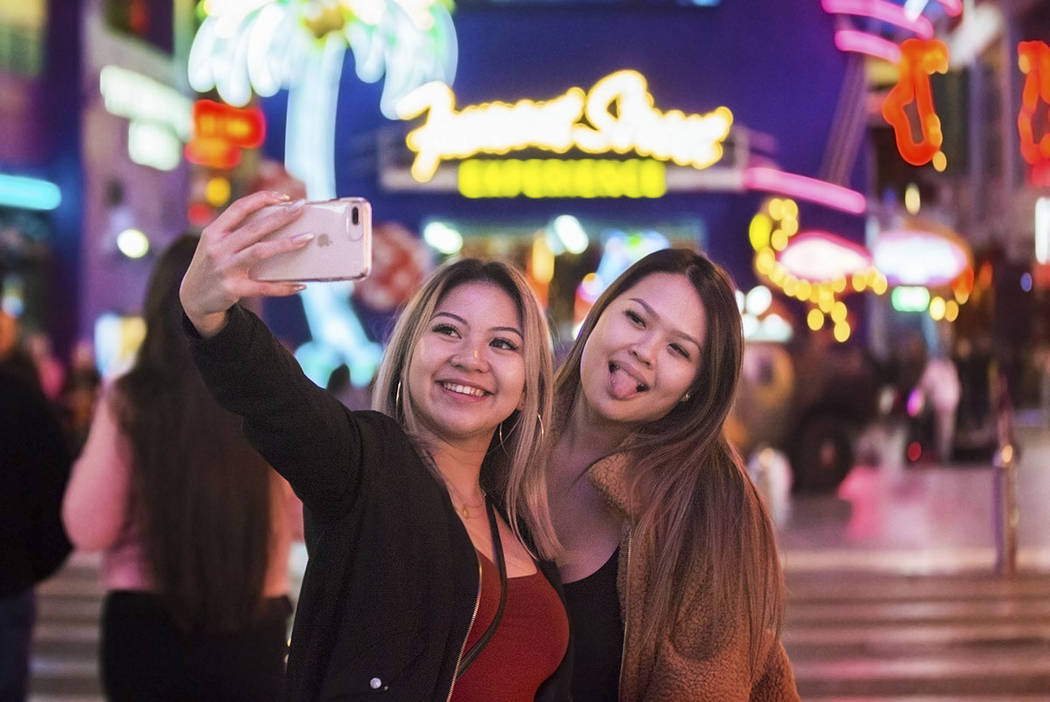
[777,414,1050,576]
[774,412,1050,699]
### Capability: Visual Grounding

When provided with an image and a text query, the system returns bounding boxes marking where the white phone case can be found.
[250,197,372,282]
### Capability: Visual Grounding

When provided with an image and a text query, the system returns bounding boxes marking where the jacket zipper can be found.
[618,528,633,702]
[445,550,483,702]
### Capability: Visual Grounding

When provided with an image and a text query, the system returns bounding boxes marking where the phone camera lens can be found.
[352,207,359,225]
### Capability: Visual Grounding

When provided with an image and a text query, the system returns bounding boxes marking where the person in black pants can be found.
[179,191,572,701]
[0,362,72,701]
[63,236,302,702]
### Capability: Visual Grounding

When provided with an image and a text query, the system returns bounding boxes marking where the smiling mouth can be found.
[440,382,490,398]
[610,362,649,393]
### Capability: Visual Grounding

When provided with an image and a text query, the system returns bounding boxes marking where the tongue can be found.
[610,366,642,400]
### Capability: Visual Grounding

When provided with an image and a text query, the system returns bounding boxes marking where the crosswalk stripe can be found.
[784,570,1050,697]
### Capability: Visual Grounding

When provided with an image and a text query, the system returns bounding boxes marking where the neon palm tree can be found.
[187,0,457,386]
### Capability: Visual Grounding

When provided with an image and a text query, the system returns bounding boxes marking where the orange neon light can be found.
[1018,41,1050,167]
[184,138,242,169]
[881,39,949,167]
[185,100,265,168]
[192,100,266,148]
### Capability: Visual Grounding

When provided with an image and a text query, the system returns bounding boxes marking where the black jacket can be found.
[0,363,72,597]
[188,305,572,702]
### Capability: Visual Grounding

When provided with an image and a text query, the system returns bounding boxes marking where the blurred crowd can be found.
[1,310,102,456]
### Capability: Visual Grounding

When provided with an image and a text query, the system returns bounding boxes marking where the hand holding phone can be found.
[249,197,372,282]
[180,191,311,338]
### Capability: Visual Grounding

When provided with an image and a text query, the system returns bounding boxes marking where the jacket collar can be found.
[587,451,638,521]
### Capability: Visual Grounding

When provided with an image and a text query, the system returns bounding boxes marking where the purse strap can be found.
[455,498,508,678]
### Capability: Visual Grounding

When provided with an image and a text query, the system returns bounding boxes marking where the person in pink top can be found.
[62,235,302,702]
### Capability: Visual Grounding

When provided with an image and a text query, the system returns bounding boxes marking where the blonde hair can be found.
[373,259,560,559]
[555,247,784,670]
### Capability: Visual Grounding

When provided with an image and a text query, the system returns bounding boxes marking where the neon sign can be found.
[881,39,949,169]
[834,29,901,64]
[100,66,192,139]
[458,158,666,199]
[821,0,934,39]
[100,65,192,172]
[396,70,733,183]
[749,197,886,344]
[188,0,458,120]
[185,99,266,169]
[1018,41,1050,176]
[777,232,873,283]
[743,167,866,214]
[1037,198,1050,265]
[873,228,971,286]
[0,173,61,211]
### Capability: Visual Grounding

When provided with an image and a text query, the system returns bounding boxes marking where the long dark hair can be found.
[556,247,784,670]
[113,235,272,632]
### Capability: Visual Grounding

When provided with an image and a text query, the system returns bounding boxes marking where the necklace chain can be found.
[457,502,486,518]
[448,485,486,519]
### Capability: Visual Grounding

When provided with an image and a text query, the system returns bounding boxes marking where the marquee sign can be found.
[394,69,734,194]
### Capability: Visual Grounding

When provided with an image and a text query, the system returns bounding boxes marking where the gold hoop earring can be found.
[536,412,545,437]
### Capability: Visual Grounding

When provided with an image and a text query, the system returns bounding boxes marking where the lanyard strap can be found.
[456,499,508,679]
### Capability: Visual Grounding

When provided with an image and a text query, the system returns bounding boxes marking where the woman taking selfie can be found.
[179,191,570,701]
[547,248,799,701]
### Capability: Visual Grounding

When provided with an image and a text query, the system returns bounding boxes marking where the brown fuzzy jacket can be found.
[588,453,800,702]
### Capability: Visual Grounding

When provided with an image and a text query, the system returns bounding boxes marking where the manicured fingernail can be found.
[286,199,305,210]
[292,232,314,243]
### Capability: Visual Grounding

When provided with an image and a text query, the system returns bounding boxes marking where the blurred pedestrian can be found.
[25,331,65,401]
[545,249,798,701]
[0,362,73,701]
[916,350,961,463]
[62,235,302,702]
[0,310,39,389]
[57,340,102,455]
[179,192,570,701]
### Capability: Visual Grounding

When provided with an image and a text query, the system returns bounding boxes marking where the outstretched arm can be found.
[180,192,370,521]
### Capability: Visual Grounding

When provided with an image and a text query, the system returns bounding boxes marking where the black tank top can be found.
[562,548,623,702]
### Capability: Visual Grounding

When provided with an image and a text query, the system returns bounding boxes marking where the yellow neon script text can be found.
[397,70,733,182]
[458,159,667,199]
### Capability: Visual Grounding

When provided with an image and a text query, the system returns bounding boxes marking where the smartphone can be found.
[250,197,372,282]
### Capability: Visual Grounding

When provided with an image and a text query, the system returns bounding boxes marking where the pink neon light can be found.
[834,29,902,64]
[822,0,934,39]
[777,231,873,282]
[743,168,868,215]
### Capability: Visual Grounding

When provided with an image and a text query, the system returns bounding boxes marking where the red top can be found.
[451,551,569,701]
